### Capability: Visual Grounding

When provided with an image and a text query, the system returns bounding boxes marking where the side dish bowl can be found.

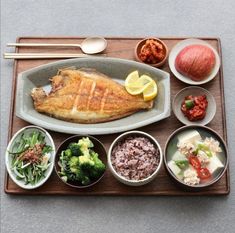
[172,86,216,126]
[54,135,107,188]
[135,37,169,67]
[108,131,163,186]
[5,125,55,189]
[164,125,228,190]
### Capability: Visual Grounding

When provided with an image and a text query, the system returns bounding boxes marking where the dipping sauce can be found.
[181,95,208,121]
[139,39,165,64]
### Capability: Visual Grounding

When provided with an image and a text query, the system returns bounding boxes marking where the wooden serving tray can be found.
[5,37,230,195]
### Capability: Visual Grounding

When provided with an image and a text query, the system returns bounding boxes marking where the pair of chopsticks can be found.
[4,53,92,59]
[4,43,104,59]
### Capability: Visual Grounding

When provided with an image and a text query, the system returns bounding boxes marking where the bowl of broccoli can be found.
[55,135,107,188]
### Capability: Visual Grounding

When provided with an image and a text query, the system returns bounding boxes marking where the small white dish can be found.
[172,86,216,126]
[108,131,163,186]
[169,38,221,85]
[5,125,55,189]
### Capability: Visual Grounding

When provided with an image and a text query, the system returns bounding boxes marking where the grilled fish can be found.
[31,68,153,123]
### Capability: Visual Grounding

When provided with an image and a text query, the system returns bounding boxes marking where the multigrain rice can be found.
[111,136,160,180]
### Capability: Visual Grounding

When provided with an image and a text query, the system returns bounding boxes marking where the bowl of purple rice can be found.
[108,131,163,186]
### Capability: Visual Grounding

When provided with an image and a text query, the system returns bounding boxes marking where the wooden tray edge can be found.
[4,37,21,194]
[217,38,230,194]
[4,188,230,196]
[4,36,230,196]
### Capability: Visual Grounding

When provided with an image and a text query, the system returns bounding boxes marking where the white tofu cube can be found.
[168,160,183,179]
[172,151,187,161]
[207,155,224,174]
[178,130,202,145]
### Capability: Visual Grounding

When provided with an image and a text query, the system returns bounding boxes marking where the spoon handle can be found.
[7,43,81,48]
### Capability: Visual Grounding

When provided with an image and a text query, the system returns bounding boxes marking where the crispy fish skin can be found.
[31,69,153,123]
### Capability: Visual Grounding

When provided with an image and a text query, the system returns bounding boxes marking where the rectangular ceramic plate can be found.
[16,57,171,135]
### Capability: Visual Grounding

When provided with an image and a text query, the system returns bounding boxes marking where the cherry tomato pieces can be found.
[197,168,211,179]
[189,155,201,169]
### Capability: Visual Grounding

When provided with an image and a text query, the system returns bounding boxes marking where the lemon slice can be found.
[125,71,144,95]
[143,80,158,101]
[125,70,139,86]
[125,72,153,95]
[138,75,153,86]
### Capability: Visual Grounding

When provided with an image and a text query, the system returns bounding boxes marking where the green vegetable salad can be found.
[9,131,53,185]
[58,137,106,185]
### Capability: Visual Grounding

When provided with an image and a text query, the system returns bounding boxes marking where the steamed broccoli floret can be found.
[81,176,91,185]
[92,152,106,171]
[64,149,72,157]
[75,166,87,182]
[78,137,94,148]
[59,137,105,186]
[89,151,106,179]
[68,156,80,173]
[73,167,91,185]
[79,155,95,170]
[68,142,81,156]
[78,137,94,157]
[76,137,95,169]
[67,158,88,183]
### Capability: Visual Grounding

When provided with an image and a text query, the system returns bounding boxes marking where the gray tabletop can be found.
[1,0,235,232]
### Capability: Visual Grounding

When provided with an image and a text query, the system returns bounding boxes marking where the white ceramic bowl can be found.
[108,131,163,186]
[5,125,56,189]
[169,38,221,85]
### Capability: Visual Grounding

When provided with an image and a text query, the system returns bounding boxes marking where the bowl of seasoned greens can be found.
[55,135,107,188]
[5,125,55,189]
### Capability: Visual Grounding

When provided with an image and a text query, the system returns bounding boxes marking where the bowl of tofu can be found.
[164,125,228,190]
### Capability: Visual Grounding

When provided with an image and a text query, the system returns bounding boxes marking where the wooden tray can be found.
[5,37,230,195]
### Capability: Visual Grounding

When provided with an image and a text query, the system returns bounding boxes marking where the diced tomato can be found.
[197,168,211,179]
[189,155,201,169]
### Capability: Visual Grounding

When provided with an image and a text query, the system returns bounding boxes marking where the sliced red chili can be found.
[197,168,211,179]
[189,155,201,170]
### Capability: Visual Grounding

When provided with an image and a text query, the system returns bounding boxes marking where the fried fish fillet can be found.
[31,68,153,123]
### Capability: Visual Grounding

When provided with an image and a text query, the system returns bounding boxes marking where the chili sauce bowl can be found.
[134,37,169,67]
[172,86,216,126]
